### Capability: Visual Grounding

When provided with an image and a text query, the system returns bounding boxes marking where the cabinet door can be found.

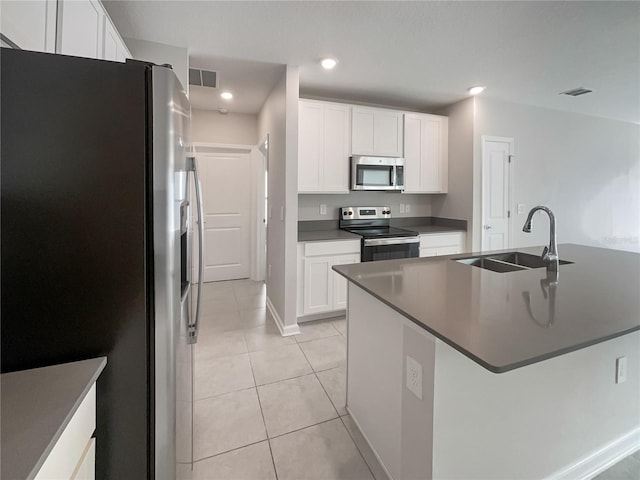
[403,114,422,193]
[332,254,360,310]
[102,17,119,61]
[403,114,448,193]
[374,110,403,157]
[298,101,324,192]
[57,0,103,59]
[421,115,446,192]
[322,104,350,193]
[0,0,57,52]
[303,256,333,315]
[351,108,375,155]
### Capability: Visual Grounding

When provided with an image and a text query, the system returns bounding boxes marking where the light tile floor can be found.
[192,279,382,479]
[191,279,638,480]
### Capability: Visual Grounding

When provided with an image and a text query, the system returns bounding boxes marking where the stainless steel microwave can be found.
[350,156,404,191]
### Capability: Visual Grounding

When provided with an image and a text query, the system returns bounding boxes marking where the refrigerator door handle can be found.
[187,156,204,344]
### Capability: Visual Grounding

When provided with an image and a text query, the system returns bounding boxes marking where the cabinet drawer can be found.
[304,240,360,257]
[419,232,464,249]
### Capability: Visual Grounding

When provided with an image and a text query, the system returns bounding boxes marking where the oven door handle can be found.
[364,237,420,246]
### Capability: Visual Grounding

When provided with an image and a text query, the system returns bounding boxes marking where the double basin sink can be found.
[455,251,573,273]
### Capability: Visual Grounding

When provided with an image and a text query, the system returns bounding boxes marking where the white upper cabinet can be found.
[1,0,130,61]
[57,0,103,58]
[298,99,351,194]
[0,0,57,52]
[351,106,403,157]
[102,14,130,62]
[403,113,448,193]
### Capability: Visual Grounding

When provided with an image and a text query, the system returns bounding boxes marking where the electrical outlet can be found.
[616,357,627,384]
[405,204,411,213]
[517,203,525,214]
[399,203,405,214]
[406,355,423,399]
[320,204,327,215]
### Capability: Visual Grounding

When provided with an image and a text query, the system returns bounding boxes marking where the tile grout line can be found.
[267,416,341,442]
[297,326,374,478]
[245,329,279,480]
[297,340,341,420]
[193,437,269,465]
[338,414,378,480]
[194,346,344,403]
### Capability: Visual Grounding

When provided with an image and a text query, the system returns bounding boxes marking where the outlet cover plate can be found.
[406,355,423,400]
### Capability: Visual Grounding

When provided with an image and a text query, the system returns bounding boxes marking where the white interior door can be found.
[481,137,513,251]
[198,153,251,281]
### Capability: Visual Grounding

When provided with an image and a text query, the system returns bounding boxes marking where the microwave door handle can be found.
[187,156,204,344]
[390,167,397,187]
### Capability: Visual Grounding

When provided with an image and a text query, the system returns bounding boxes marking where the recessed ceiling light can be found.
[321,58,338,70]
[467,85,486,95]
[220,91,233,100]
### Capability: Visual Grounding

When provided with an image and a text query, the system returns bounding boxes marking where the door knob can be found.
[483,225,493,230]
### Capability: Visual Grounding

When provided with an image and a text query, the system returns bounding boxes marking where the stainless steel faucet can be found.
[522,205,559,270]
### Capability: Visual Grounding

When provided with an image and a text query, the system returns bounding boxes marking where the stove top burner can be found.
[342,226,418,239]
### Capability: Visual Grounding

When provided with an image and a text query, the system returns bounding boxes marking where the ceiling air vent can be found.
[560,87,593,97]
[189,68,218,88]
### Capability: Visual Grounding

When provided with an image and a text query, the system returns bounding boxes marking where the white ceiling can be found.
[104,1,640,122]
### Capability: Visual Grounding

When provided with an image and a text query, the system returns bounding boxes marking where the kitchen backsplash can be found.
[298,192,437,221]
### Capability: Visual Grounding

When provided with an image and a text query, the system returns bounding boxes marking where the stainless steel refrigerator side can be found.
[152,65,193,480]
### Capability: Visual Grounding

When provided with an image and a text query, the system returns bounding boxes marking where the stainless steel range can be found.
[340,206,419,262]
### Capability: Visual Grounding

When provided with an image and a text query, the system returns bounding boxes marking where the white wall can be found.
[258,65,299,334]
[298,193,433,221]
[433,331,640,479]
[191,109,258,145]
[475,98,640,253]
[125,37,189,96]
[432,97,476,250]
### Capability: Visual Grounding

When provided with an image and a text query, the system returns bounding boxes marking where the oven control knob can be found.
[383,210,390,214]
[348,212,353,215]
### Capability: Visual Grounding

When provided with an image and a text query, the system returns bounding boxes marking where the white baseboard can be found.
[266,296,300,337]
[345,406,394,480]
[546,428,640,480]
[297,310,347,324]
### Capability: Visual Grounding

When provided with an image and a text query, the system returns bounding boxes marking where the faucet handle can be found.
[542,246,549,259]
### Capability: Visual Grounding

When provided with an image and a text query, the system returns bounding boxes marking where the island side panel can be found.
[432,331,640,479]
[347,283,405,479]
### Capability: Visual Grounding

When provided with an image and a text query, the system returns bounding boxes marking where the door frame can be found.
[251,136,269,282]
[480,135,514,251]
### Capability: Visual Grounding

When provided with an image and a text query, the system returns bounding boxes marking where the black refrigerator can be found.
[1,48,203,479]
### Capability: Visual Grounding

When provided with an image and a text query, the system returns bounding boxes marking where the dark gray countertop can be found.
[1,357,107,480]
[333,244,640,373]
[298,229,361,242]
[404,224,466,234]
[297,226,463,242]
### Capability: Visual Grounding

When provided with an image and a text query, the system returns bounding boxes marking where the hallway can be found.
[191,279,386,479]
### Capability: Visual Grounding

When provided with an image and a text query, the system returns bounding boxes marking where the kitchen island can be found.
[333,244,640,479]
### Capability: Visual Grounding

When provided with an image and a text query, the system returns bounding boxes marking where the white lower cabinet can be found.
[298,240,360,317]
[35,383,97,480]
[419,232,466,257]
